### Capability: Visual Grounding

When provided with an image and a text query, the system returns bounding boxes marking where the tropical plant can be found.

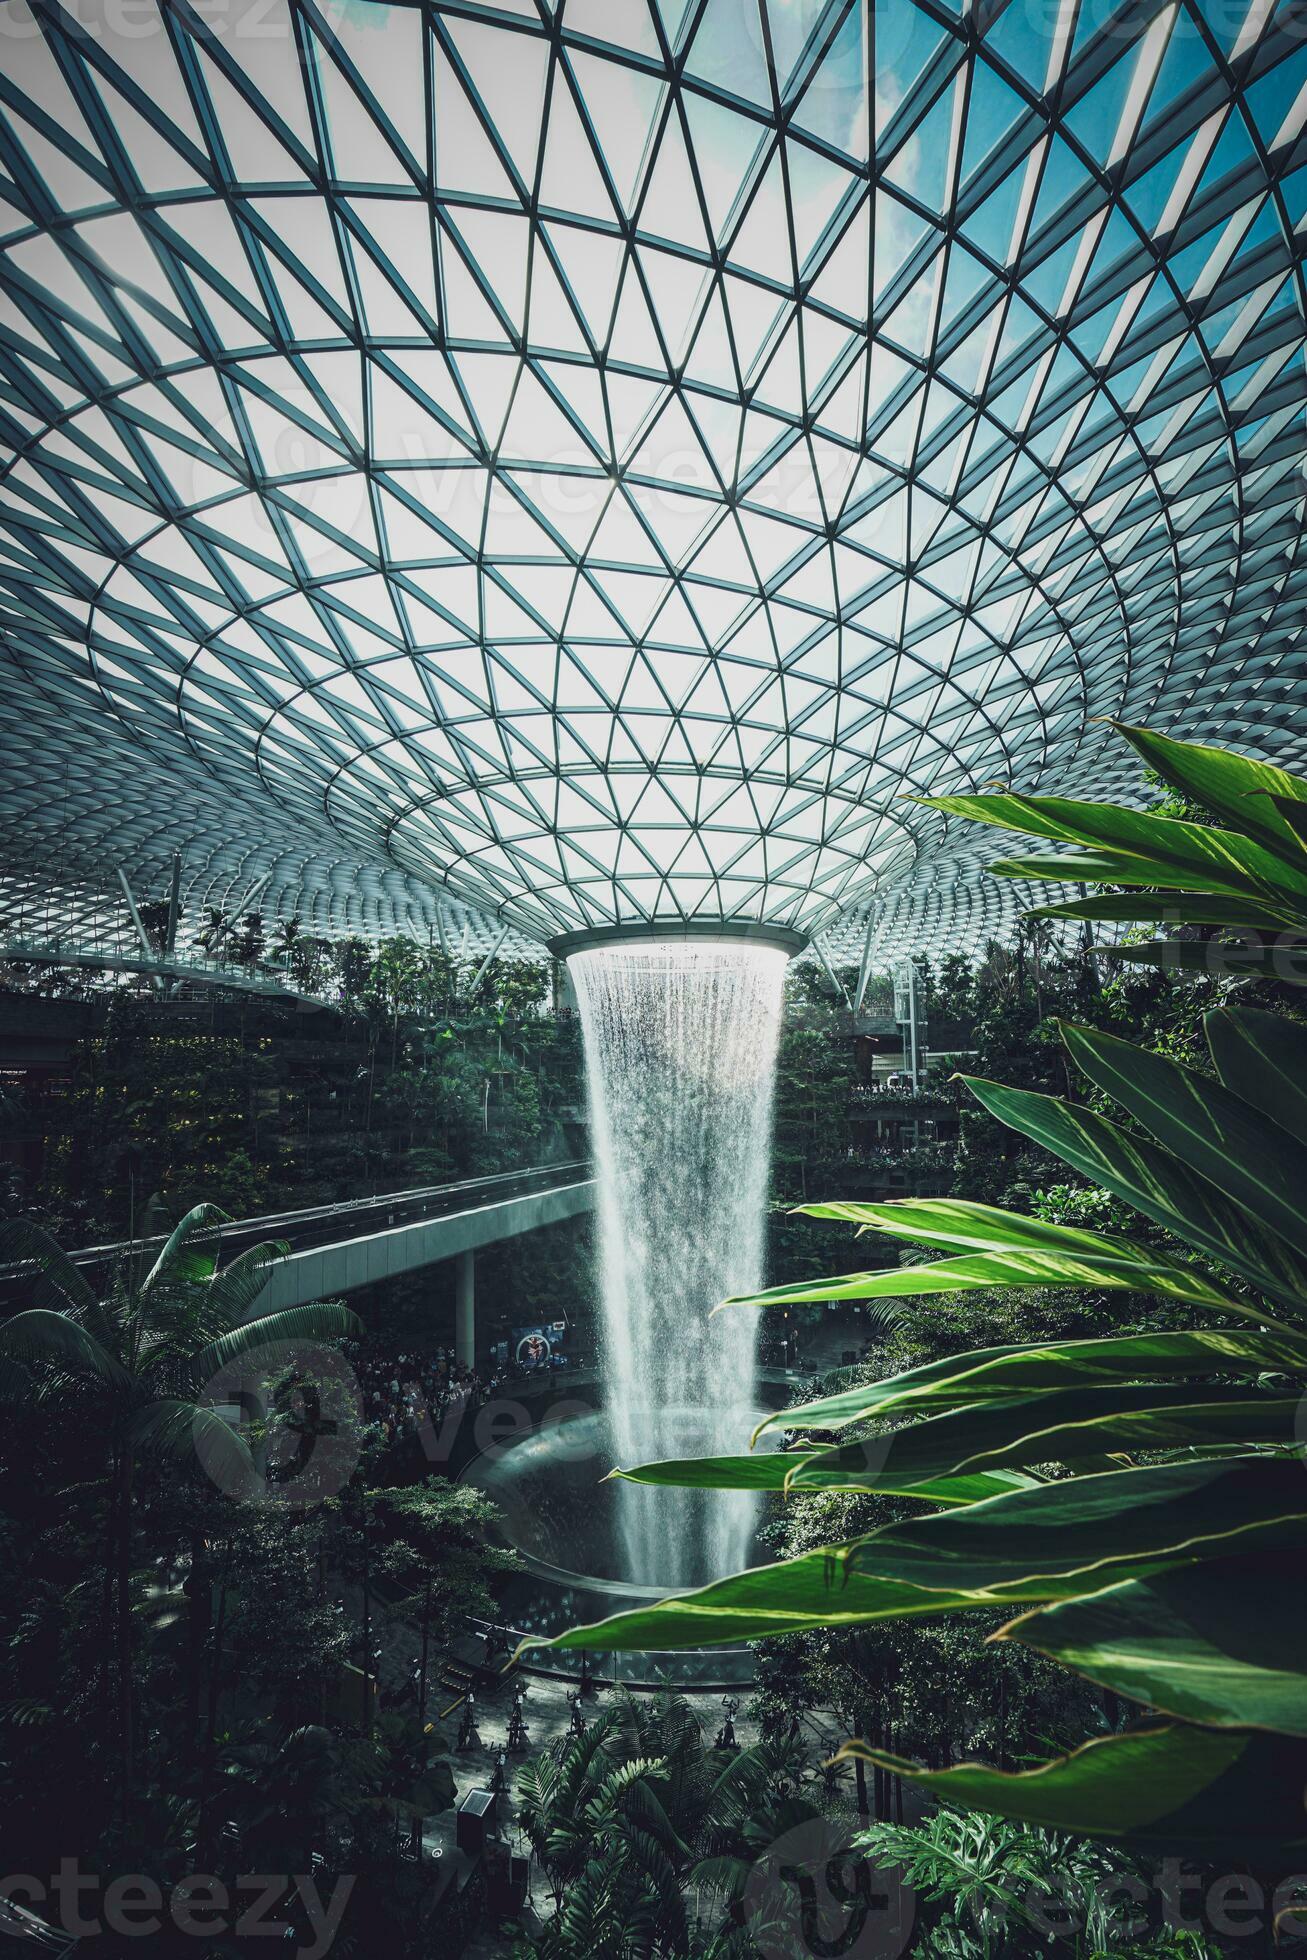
[533,728,1307,1866]
[230,911,266,968]
[515,1689,819,1959]
[858,1806,1221,1958]
[369,1482,519,1723]
[0,1209,358,1796]
[218,1711,454,1869]
[932,720,1307,982]
[268,914,321,989]
[196,907,232,956]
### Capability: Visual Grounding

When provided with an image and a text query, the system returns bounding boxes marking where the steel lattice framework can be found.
[0,0,1305,954]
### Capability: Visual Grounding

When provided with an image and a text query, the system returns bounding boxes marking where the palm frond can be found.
[706,1739,778,1819]
[687,1851,752,1899]
[0,1310,129,1390]
[0,1216,98,1321]
[123,1397,255,1496]
[140,1204,229,1296]
[186,1301,359,1390]
[203,1238,291,1325]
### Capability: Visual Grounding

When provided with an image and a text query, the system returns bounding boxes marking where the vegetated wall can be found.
[0,945,1007,1341]
[0,973,586,1244]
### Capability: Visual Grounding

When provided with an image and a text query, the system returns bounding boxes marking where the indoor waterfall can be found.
[568,940,789,1590]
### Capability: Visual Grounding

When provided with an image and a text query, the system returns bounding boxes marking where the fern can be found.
[515,1688,828,1960]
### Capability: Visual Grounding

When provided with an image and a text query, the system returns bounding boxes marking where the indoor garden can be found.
[1,1,1305,1955]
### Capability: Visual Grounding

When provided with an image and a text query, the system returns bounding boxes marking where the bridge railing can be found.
[2,934,335,1004]
[0,1160,593,1303]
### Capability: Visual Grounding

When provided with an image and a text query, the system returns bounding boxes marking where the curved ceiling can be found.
[0,0,1305,949]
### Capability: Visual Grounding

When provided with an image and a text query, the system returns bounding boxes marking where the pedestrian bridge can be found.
[6,1163,596,1364]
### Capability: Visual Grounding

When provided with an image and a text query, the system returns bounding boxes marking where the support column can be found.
[165,850,182,954]
[117,866,164,994]
[455,1249,475,1368]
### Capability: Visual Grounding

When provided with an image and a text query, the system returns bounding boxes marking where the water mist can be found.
[569,940,788,1589]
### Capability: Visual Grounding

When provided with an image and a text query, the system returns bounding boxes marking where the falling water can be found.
[569,940,789,1589]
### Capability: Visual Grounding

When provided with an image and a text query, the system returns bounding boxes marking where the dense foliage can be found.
[0,1210,516,1955]
[1,942,582,1242]
[10,726,1307,1954]
[539,727,1307,1890]
[514,1690,818,1960]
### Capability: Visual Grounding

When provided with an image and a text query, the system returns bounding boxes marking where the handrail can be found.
[2,935,332,1004]
[0,1160,593,1288]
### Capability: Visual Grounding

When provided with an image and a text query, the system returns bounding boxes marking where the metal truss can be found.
[1,0,1304,954]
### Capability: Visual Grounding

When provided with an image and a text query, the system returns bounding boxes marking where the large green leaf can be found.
[533,1458,1307,1654]
[987,851,1296,898]
[785,1389,1301,1490]
[918,788,1307,901]
[611,1449,824,1492]
[1027,892,1297,930]
[796,1195,1128,1250]
[1269,793,1307,851]
[751,1326,1307,1440]
[0,1216,98,1319]
[722,1245,1244,1317]
[1101,939,1307,983]
[960,1073,1307,1319]
[141,1203,229,1294]
[839,1724,1307,1856]
[609,1449,1036,1503]
[839,1455,1306,1595]
[526,1543,1052,1654]
[124,1396,256,1494]
[204,1238,291,1326]
[615,1387,1296,1495]
[1058,1020,1307,1265]
[1116,722,1307,871]
[1205,1006,1307,1147]
[999,1553,1307,1736]
[734,1196,1247,1317]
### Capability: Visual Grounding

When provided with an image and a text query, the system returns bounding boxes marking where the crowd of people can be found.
[346,1340,485,1451]
[342,1331,581,1459]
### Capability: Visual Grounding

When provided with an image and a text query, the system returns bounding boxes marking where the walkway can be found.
[253,1167,595,1317]
[0,1163,595,1344]
[2,934,334,1004]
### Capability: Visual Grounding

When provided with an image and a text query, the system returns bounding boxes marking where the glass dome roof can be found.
[1,0,1305,949]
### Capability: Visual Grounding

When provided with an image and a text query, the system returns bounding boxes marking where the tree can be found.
[476,956,549,1017]
[369,1482,518,1725]
[332,935,374,1008]
[230,911,266,968]
[0,1207,358,1798]
[197,908,232,957]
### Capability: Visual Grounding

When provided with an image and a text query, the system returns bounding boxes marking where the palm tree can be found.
[268,915,317,985]
[1015,915,1057,1020]
[974,937,1018,1002]
[268,915,300,965]
[0,1208,358,1800]
[197,908,233,958]
[231,912,266,968]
